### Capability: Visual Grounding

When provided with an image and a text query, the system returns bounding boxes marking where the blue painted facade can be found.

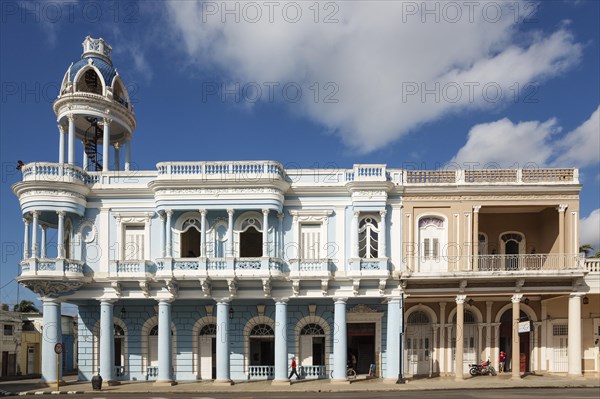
[14,37,595,386]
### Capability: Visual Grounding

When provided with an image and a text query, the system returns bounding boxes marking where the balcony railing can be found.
[19,258,84,277]
[290,259,332,278]
[405,254,584,273]
[399,168,578,185]
[585,258,600,272]
[299,365,327,379]
[21,162,87,185]
[156,161,284,181]
[348,258,390,277]
[110,261,156,277]
[248,365,274,380]
[156,257,285,278]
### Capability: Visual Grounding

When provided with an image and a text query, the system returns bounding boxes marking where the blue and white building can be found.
[13,38,599,386]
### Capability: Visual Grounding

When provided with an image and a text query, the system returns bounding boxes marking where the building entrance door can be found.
[347,323,375,374]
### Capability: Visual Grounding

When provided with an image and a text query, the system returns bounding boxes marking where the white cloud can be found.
[580,209,600,252]
[162,1,582,152]
[451,105,600,168]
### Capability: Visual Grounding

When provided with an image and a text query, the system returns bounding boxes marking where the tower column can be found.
[215,301,232,383]
[439,302,447,374]
[159,213,166,258]
[332,298,348,381]
[200,209,207,257]
[40,224,47,258]
[166,210,173,257]
[277,213,284,258]
[102,118,111,171]
[99,300,116,384]
[67,115,75,165]
[23,217,30,259]
[124,139,131,171]
[385,297,401,382]
[57,211,65,258]
[455,295,465,380]
[274,300,289,382]
[40,299,62,384]
[156,300,174,384]
[58,125,66,164]
[511,294,522,379]
[568,293,583,377]
[351,211,359,258]
[379,209,387,257]
[262,209,269,256]
[227,209,234,256]
[113,143,120,171]
[31,211,39,258]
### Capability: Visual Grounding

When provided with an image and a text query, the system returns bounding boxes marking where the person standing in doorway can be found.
[289,357,300,380]
[499,351,506,373]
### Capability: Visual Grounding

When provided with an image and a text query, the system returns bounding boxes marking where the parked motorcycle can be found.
[469,359,497,376]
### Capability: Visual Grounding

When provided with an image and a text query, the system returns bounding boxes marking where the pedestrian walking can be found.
[288,356,300,380]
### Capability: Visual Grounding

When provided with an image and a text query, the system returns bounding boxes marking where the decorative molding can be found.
[511,294,523,303]
[459,279,468,293]
[21,190,86,201]
[139,281,150,297]
[111,281,122,297]
[156,188,283,196]
[349,304,377,313]
[455,295,467,305]
[227,278,238,298]
[292,279,300,297]
[200,278,211,297]
[321,279,329,296]
[22,280,84,297]
[262,278,271,298]
[352,279,360,296]
[378,279,387,296]
[515,278,525,292]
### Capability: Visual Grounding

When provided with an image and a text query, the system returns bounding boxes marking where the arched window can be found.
[212,221,228,258]
[299,323,326,367]
[250,324,274,336]
[452,310,476,324]
[181,217,201,257]
[478,233,488,255]
[500,232,526,270]
[408,310,430,324]
[239,217,263,257]
[64,219,72,259]
[77,69,103,95]
[112,79,129,108]
[199,324,217,335]
[358,216,379,258]
[300,323,325,336]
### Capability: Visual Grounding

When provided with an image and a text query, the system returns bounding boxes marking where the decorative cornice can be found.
[349,304,377,313]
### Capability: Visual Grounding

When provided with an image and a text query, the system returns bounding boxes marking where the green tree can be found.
[13,300,39,313]
[592,250,600,259]
[579,244,594,257]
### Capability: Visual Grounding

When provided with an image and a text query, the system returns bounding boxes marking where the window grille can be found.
[553,325,568,336]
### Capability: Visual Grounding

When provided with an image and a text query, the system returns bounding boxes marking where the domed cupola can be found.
[53,36,136,172]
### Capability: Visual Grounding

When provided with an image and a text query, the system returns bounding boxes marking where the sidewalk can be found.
[1,373,598,396]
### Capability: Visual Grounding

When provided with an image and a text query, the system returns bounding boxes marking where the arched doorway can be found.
[500,232,525,271]
[499,309,530,373]
[114,324,125,377]
[406,310,433,376]
[248,323,275,378]
[451,310,478,374]
[299,323,326,376]
[198,324,216,380]
[239,217,263,257]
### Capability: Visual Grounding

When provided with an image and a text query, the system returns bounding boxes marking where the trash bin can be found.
[92,371,103,390]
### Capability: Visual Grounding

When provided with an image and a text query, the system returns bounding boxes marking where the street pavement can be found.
[0,373,598,396]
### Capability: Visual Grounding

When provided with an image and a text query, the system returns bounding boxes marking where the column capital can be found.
[569,292,584,298]
[557,204,568,213]
[276,213,284,221]
[113,142,120,150]
[40,224,47,231]
[56,211,65,218]
[353,211,360,218]
[511,294,523,303]
[262,208,270,216]
[57,124,66,134]
[200,209,207,216]
[23,217,30,225]
[455,295,467,304]
[157,298,174,304]
[274,298,289,304]
[31,210,40,218]
[159,213,166,221]
[165,209,173,216]
[99,298,117,304]
[473,205,482,213]
[227,209,235,216]
[103,117,113,125]
[66,113,75,121]
[380,209,387,217]
[216,299,231,305]
[333,297,348,304]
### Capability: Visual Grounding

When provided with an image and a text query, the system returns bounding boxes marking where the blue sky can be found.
[1,0,599,310]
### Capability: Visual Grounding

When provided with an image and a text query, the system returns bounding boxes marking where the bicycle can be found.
[330,367,357,379]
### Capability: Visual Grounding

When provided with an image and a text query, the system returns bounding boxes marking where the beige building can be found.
[0,310,22,377]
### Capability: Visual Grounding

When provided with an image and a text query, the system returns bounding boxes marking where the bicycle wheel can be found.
[347,369,357,379]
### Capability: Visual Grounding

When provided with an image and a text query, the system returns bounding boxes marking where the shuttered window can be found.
[301,224,321,260]
[124,225,145,260]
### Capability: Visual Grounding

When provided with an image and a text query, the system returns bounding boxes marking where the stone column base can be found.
[213,379,234,386]
[154,380,178,386]
[37,379,66,388]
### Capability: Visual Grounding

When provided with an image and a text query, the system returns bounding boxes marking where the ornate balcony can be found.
[20,162,87,185]
[289,259,332,279]
[585,258,600,273]
[110,260,156,278]
[155,257,285,279]
[17,258,88,296]
[156,161,285,182]
[248,365,274,380]
[347,258,390,278]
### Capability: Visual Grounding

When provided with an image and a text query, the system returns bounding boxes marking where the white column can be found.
[216,301,231,383]
[57,211,65,258]
[485,301,493,363]
[274,300,289,382]
[40,299,62,384]
[124,139,131,171]
[102,117,111,171]
[200,209,207,257]
[262,209,269,257]
[533,322,541,372]
[83,150,88,171]
[67,115,75,165]
[31,211,39,258]
[477,325,483,363]
[439,302,447,374]
[160,213,166,258]
[385,297,401,382]
[99,300,115,383]
[166,210,173,257]
[58,124,66,164]
[541,300,548,371]
[379,209,387,258]
[511,294,522,379]
[23,217,30,259]
[455,295,465,380]
[277,213,284,258]
[493,323,501,371]
[40,225,47,258]
[157,300,174,383]
[351,211,359,258]
[113,143,120,171]
[227,209,234,256]
[568,293,582,376]
[332,298,348,381]
[473,206,481,271]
